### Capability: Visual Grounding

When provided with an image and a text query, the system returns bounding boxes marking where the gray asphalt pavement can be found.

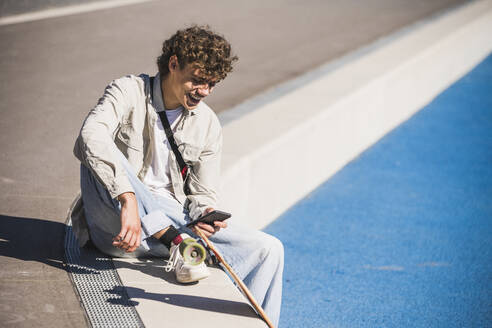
[0,0,466,326]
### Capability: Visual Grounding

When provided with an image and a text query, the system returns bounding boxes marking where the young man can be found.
[72,26,283,325]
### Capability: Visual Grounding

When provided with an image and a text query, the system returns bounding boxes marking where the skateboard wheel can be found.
[180,238,206,265]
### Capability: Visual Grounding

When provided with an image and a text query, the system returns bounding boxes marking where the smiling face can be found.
[162,55,218,111]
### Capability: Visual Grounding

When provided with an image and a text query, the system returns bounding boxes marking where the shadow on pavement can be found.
[0,214,66,270]
[106,285,259,318]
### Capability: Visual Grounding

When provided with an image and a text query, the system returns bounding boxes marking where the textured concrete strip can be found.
[218,0,492,231]
[65,195,144,327]
[0,0,154,26]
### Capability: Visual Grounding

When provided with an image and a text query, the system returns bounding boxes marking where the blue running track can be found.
[264,53,492,328]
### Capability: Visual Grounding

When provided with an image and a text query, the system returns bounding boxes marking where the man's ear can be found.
[168,55,178,73]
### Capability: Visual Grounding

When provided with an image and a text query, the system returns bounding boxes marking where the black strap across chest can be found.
[149,76,189,180]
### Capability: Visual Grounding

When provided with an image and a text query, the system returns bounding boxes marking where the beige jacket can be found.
[72,73,222,246]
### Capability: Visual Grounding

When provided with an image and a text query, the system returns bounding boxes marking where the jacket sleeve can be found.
[185,122,223,220]
[73,76,138,199]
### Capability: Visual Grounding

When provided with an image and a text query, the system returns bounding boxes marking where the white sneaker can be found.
[164,234,210,283]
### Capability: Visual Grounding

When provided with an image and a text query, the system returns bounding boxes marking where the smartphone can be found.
[186,210,231,227]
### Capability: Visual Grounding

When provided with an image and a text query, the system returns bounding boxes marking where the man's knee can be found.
[260,233,284,267]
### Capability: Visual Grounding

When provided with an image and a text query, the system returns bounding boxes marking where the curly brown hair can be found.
[157,25,238,81]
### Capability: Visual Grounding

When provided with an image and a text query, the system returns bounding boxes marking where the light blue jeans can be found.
[80,156,283,326]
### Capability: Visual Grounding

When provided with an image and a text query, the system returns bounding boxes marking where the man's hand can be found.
[113,192,141,252]
[192,207,228,238]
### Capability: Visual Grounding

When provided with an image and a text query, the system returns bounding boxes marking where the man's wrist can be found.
[118,192,136,205]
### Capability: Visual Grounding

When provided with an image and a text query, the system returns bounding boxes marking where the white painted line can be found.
[0,0,155,26]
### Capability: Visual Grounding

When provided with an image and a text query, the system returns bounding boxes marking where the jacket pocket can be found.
[179,143,201,164]
[116,124,143,151]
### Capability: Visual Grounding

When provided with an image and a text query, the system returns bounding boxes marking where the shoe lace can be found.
[164,245,180,272]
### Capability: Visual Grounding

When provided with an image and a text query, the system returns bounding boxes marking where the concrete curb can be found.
[218,0,492,231]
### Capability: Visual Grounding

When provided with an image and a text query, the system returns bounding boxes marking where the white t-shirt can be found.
[143,107,183,199]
